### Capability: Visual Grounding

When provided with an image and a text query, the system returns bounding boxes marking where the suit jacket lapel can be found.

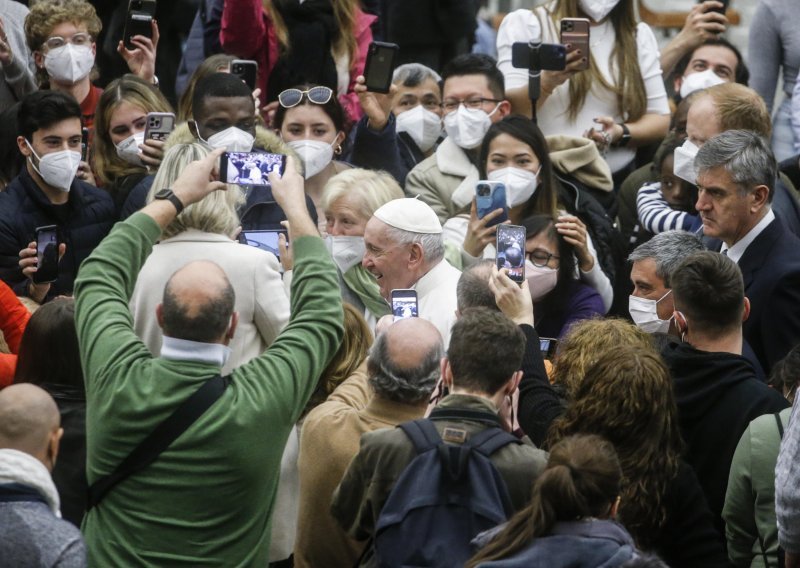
[737,219,781,291]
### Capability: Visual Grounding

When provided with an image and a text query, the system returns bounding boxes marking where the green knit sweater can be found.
[75,212,343,566]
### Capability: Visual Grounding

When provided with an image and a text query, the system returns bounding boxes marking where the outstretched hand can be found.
[118,19,160,83]
[354,75,397,131]
[267,156,318,238]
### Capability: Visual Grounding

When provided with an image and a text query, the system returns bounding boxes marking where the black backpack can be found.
[373,410,521,568]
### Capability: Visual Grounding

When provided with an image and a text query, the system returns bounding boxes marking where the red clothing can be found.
[0,280,31,387]
[80,84,103,134]
[220,0,374,124]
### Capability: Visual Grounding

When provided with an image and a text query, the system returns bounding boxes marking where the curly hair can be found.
[548,345,683,549]
[551,318,651,400]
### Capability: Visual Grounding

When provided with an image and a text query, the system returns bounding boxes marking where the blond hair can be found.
[93,75,173,186]
[320,169,404,223]
[264,0,359,69]
[704,83,772,138]
[146,143,245,239]
[551,318,651,399]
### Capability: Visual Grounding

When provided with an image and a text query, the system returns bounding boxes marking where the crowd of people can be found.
[2,0,800,566]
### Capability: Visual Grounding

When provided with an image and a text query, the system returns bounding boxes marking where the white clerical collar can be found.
[161,336,231,367]
[720,209,775,264]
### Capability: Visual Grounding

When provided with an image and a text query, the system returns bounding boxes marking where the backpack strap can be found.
[87,373,231,511]
[776,412,785,439]
[398,419,442,455]
[467,427,523,457]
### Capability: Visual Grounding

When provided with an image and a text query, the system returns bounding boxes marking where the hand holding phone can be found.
[364,42,400,93]
[144,112,175,142]
[238,229,287,260]
[123,11,153,51]
[231,60,259,91]
[391,289,418,320]
[475,181,509,227]
[220,151,286,186]
[32,225,60,284]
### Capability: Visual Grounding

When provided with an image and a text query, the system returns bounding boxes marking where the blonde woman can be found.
[129,142,290,373]
[92,74,173,213]
[219,0,375,123]
[497,0,670,176]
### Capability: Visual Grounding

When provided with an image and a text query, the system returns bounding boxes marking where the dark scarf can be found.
[267,0,339,101]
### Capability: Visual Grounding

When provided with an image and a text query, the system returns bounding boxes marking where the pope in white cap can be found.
[363,197,462,344]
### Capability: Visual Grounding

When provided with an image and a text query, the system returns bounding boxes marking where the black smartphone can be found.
[391,289,418,320]
[700,0,729,14]
[123,11,153,50]
[560,18,590,71]
[128,0,157,17]
[144,112,176,142]
[539,337,559,360]
[231,59,258,91]
[511,42,567,71]
[475,181,509,227]
[238,229,287,260]
[81,127,89,161]
[496,224,526,283]
[364,41,400,94]
[33,225,59,284]
[220,151,286,186]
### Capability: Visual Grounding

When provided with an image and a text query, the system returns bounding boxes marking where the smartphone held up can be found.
[496,224,526,283]
[33,225,59,284]
[220,152,286,186]
[391,289,418,320]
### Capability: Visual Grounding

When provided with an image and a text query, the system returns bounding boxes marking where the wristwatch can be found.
[614,123,631,147]
[154,188,184,214]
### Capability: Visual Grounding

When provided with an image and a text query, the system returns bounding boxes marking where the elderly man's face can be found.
[362,217,415,300]
[630,258,674,321]
[695,165,759,245]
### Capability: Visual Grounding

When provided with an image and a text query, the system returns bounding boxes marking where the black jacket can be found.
[0,168,115,300]
[661,341,788,535]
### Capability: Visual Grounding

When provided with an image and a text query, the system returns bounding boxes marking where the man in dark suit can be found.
[695,130,800,375]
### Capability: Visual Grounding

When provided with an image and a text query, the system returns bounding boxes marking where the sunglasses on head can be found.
[278,86,334,108]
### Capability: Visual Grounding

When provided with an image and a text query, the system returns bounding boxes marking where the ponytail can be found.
[466,435,621,567]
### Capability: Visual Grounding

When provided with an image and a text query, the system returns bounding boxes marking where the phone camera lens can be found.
[477,184,490,197]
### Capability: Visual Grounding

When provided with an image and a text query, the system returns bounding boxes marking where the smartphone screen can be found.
[496,224,526,283]
[231,60,258,91]
[475,181,509,227]
[238,230,286,260]
[33,225,59,284]
[221,152,285,186]
[539,337,559,360]
[391,289,418,320]
[364,41,399,93]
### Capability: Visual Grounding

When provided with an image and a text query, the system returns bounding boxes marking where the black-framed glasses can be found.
[440,97,501,113]
[43,33,93,50]
[527,249,560,267]
[278,86,334,109]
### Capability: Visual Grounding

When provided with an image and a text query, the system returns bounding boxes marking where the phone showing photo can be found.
[144,112,176,142]
[496,224,526,283]
[475,181,509,227]
[33,225,59,284]
[539,337,559,360]
[220,152,286,186]
[364,41,400,93]
[231,60,259,91]
[391,289,418,320]
[560,18,590,71]
[123,10,153,50]
[238,229,287,260]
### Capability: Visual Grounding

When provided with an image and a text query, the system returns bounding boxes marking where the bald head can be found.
[159,260,236,343]
[0,384,62,469]
[368,318,443,404]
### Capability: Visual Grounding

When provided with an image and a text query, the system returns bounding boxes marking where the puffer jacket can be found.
[0,168,114,300]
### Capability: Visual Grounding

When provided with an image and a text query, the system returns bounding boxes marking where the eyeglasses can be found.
[527,249,560,268]
[440,97,501,113]
[43,33,92,50]
[278,86,334,109]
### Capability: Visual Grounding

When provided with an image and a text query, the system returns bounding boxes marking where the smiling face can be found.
[326,194,369,236]
[362,217,416,299]
[108,100,147,146]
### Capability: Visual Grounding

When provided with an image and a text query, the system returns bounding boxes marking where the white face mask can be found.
[673,139,700,185]
[579,0,621,21]
[488,167,538,208]
[288,139,335,179]
[395,105,442,153]
[525,260,558,303]
[200,126,255,153]
[443,104,498,150]
[679,68,726,99]
[45,44,94,84]
[628,290,672,334]
[115,131,146,166]
[26,141,81,193]
[325,235,366,273]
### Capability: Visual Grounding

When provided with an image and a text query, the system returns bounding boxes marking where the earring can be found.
[334,144,343,156]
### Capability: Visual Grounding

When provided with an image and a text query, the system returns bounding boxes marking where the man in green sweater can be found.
[74,150,343,566]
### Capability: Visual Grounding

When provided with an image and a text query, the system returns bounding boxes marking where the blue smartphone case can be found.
[476,183,509,227]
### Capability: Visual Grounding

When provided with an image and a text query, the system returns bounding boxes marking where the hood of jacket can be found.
[661,341,761,423]
[546,135,613,192]
[164,123,304,176]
